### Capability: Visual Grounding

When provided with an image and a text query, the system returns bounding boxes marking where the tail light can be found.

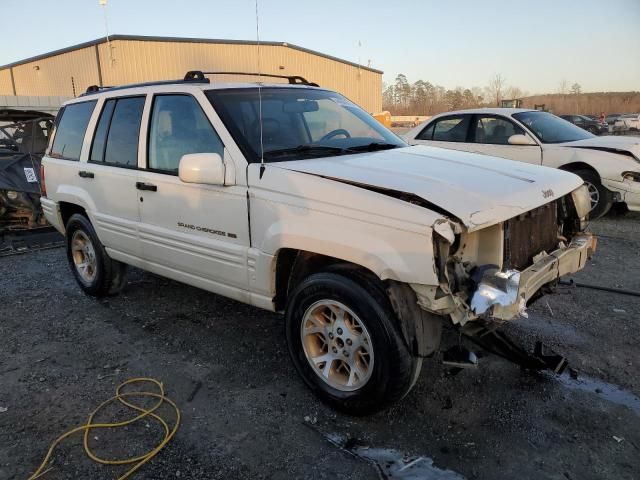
[40,163,47,197]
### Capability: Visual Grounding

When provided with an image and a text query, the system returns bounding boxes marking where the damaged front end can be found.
[412,185,596,326]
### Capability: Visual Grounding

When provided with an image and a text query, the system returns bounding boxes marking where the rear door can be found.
[411,114,475,153]
[135,92,250,292]
[81,95,146,257]
[468,114,542,164]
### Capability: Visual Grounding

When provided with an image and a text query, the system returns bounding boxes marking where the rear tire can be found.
[285,271,421,415]
[574,169,612,219]
[65,213,127,297]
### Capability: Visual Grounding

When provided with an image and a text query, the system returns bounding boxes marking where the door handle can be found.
[136,182,157,192]
[78,170,94,178]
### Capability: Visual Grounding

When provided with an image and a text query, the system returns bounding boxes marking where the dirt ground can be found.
[1,212,639,480]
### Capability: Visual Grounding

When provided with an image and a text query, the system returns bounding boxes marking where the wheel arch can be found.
[59,202,89,230]
[274,249,443,358]
[558,161,600,179]
[273,248,383,312]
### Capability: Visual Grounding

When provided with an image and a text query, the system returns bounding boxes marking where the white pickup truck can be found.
[40,72,596,413]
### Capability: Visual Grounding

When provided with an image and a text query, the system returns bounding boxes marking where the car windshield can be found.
[513,111,594,143]
[206,87,406,162]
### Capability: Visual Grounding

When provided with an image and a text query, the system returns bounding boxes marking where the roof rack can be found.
[81,70,318,96]
[82,75,210,96]
[184,70,319,86]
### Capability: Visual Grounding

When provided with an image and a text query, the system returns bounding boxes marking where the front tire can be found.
[285,271,421,414]
[575,169,613,219]
[65,213,127,297]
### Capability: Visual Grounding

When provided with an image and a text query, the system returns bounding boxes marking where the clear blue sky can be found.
[2,0,639,93]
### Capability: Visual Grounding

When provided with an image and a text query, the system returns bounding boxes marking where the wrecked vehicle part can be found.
[412,189,594,325]
[470,269,524,317]
[386,280,443,358]
[461,321,568,374]
[0,115,53,230]
[0,154,47,230]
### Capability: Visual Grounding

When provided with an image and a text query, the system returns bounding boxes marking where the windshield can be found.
[206,87,406,162]
[513,111,594,144]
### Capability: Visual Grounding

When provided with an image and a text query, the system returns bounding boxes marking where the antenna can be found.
[255,0,265,179]
[99,0,114,65]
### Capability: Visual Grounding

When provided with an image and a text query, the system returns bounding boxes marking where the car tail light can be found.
[40,163,47,197]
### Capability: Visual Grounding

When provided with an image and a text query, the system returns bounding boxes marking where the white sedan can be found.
[614,113,640,132]
[403,108,640,217]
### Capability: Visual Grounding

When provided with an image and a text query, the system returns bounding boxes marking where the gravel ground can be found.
[0,212,639,480]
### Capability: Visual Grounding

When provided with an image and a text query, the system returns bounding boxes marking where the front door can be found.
[136,93,250,292]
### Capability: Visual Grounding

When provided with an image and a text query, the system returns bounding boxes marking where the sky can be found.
[2,0,639,94]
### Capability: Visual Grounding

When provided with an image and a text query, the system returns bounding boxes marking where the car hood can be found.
[272,145,582,231]
[557,136,640,160]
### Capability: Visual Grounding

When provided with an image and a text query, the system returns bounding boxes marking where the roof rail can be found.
[82,75,210,96]
[184,70,319,87]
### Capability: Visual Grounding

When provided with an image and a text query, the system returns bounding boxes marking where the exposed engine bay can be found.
[414,186,595,325]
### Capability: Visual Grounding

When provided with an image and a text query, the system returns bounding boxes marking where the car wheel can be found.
[575,169,613,219]
[285,271,421,414]
[65,213,127,297]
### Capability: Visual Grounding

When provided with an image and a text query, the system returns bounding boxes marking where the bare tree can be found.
[570,83,582,95]
[488,74,506,106]
[506,86,524,100]
[558,79,569,94]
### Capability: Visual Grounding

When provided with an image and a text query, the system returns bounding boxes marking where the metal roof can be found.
[0,34,383,74]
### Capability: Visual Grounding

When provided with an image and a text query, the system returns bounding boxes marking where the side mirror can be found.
[507,134,537,146]
[179,153,225,185]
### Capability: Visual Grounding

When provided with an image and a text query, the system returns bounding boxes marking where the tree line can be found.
[382,73,640,116]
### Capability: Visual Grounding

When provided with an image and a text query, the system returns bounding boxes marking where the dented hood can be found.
[274,145,582,231]
[557,136,640,160]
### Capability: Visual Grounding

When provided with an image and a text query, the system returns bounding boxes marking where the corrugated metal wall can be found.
[8,46,100,98]
[1,39,382,113]
[0,69,13,94]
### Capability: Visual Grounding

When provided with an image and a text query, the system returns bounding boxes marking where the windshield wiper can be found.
[262,144,348,159]
[345,142,400,152]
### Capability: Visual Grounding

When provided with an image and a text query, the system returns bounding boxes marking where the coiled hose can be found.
[28,378,180,479]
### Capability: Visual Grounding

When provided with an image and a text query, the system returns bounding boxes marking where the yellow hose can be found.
[28,378,180,480]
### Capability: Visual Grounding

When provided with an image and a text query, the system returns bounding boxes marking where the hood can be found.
[558,136,640,160]
[272,145,582,231]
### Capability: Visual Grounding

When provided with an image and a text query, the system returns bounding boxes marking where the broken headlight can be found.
[622,171,640,182]
[571,184,591,220]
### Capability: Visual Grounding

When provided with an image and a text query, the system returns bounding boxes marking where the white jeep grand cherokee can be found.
[40,72,596,413]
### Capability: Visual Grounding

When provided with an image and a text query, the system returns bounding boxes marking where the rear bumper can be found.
[40,197,64,233]
[471,233,597,320]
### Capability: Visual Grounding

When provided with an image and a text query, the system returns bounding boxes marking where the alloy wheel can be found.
[71,230,97,283]
[300,300,374,392]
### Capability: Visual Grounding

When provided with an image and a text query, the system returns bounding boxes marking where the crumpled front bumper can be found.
[470,233,597,320]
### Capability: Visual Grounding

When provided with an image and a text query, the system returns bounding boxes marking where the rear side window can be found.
[432,115,470,142]
[416,122,435,140]
[89,99,116,162]
[50,101,97,160]
[102,97,145,167]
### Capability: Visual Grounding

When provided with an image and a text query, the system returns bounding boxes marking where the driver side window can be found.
[473,115,523,145]
[148,94,224,173]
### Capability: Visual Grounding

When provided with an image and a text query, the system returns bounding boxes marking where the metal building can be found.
[0,35,383,113]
